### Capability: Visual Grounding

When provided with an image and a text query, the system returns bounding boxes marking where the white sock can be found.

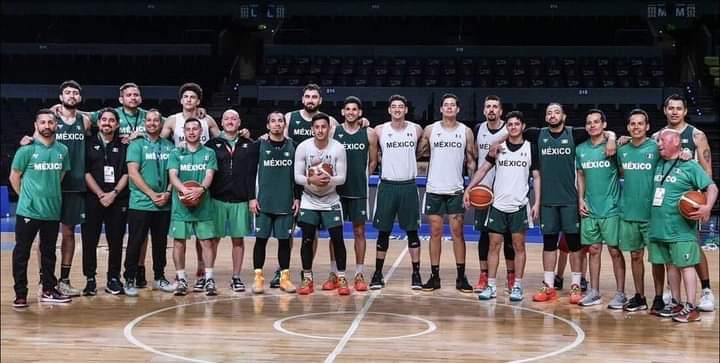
[356,264,364,276]
[488,278,497,288]
[514,278,522,288]
[337,271,345,278]
[176,270,187,280]
[330,261,338,274]
[571,272,582,286]
[544,271,555,286]
[205,268,214,280]
[303,270,313,280]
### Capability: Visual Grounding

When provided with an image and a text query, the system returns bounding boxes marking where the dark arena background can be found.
[1,1,719,362]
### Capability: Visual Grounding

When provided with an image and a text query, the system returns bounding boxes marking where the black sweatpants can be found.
[13,215,59,297]
[81,195,128,280]
[124,209,170,281]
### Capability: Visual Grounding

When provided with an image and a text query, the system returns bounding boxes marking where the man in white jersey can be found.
[417,93,477,292]
[293,113,348,295]
[370,95,425,290]
[465,111,540,302]
[473,95,516,292]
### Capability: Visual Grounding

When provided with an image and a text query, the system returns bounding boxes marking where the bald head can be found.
[222,109,241,134]
[658,128,681,159]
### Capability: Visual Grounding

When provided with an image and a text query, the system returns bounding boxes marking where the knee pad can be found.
[503,232,515,260]
[377,231,390,252]
[406,231,420,249]
[543,233,559,252]
[478,233,490,260]
[564,233,582,252]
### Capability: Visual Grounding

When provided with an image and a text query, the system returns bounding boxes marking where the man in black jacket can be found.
[206,109,258,292]
[82,107,129,295]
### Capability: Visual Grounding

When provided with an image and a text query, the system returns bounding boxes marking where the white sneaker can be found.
[698,288,715,312]
[57,279,81,297]
[607,291,627,310]
[153,277,176,293]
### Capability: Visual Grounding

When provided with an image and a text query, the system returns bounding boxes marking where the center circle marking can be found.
[272,311,437,341]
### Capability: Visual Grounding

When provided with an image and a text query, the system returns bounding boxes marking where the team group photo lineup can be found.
[1,2,719,362]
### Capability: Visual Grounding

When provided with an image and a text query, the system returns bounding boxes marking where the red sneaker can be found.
[569,284,582,304]
[532,283,558,302]
[337,276,351,296]
[298,278,314,295]
[322,272,339,290]
[474,272,488,293]
[354,273,368,291]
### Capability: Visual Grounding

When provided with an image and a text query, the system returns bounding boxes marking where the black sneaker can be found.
[136,266,148,289]
[231,277,246,292]
[13,296,29,308]
[270,269,281,289]
[456,275,473,293]
[370,270,385,290]
[623,294,648,312]
[554,275,564,290]
[411,271,423,290]
[650,295,665,316]
[83,278,97,296]
[41,288,71,303]
[422,275,441,291]
[580,277,588,292]
[193,277,206,292]
[174,278,189,296]
[205,278,218,296]
[105,278,124,295]
[659,300,684,318]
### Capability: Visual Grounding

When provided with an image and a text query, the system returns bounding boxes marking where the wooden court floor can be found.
[1,232,718,362]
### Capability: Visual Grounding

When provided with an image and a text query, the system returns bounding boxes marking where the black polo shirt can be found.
[85,133,129,199]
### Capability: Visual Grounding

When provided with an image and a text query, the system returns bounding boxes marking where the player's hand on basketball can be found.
[679,148,693,161]
[239,128,251,139]
[308,173,330,187]
[292,199,300,216]
[19,135,34,146]
[531,202,540,220]
[249,199,260,215]
[688,203,711,222]
[578,200,590,217]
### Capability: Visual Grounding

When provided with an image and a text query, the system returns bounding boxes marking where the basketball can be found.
[308,163,333,177]
[179,180,204,209]
[678,190,706,219]
[468,185,493,209]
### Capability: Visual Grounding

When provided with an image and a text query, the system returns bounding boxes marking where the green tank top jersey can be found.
[91,107,148,137]
[617,139,660,222]
[287,110,314,145]
[11,140,70,220]
[538,126,576,205]
[576,140,620,218]
[257,139,296,214]
[126,136,175,211]
[680,125,697,154]
[55,114,87,192]
[334,126,369,198]
[649,159,713,242]
[167,145,218,221]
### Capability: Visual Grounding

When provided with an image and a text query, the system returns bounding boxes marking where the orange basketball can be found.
[469,185,493,209]
[308,163,333,177]
[179,180,204,209]
[678,190,705,219]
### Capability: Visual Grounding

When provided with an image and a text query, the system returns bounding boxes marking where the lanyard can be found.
[122,109,141,132]
[659,158,679,186]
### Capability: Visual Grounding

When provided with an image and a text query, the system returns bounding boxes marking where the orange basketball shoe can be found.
[337,276,351,296]
[569,284,582,304]
[532,282,558,302]
[322,272,339,290]
[298,276,314,295]
[354,273,368,291]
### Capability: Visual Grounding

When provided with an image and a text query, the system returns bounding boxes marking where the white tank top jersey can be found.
[294,138,347,210]
[378,121,419,181]
[492,140,532,213]
[172,113,211,148]
[426,121,467,194]
[475,121,508,187]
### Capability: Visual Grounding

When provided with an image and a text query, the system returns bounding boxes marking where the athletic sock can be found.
[330,260,338,274]
[544,271,555,287]
[204,268,214,280]
[356,264,364,276]
[488,278,497,288]
[571,272,582,286]
[177,270,187,281]
[375,258,385,272]
[431,265,440,277]
[60,264,71,281]
[412,262,420,273]
[456,263,465,278]
[514,278,522,288]
[701,279,711,290]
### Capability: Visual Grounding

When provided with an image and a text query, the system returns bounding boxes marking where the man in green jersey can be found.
[576,109,626,308]
[649,129,717,322]
[123,109,175,297]
[333,96,378,291]
[167,118,219,296]
[616,109,660,312]
[250,111,300,294]
[10,109,72,307]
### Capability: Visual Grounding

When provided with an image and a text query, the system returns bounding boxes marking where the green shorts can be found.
[648,240,701,268]
[474,208,490,231]
[213,199,251,238]
[486,206,529,234]
[298,205,343,230]
[581,215,619,246]
[618,220,649,252]
[255,212,295,239]
[372,179,419,232]
[423,192,465,216]
[61,191,86,226]
[541,205,579,234]
[171,220,216,240]
[341,197,368,223]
